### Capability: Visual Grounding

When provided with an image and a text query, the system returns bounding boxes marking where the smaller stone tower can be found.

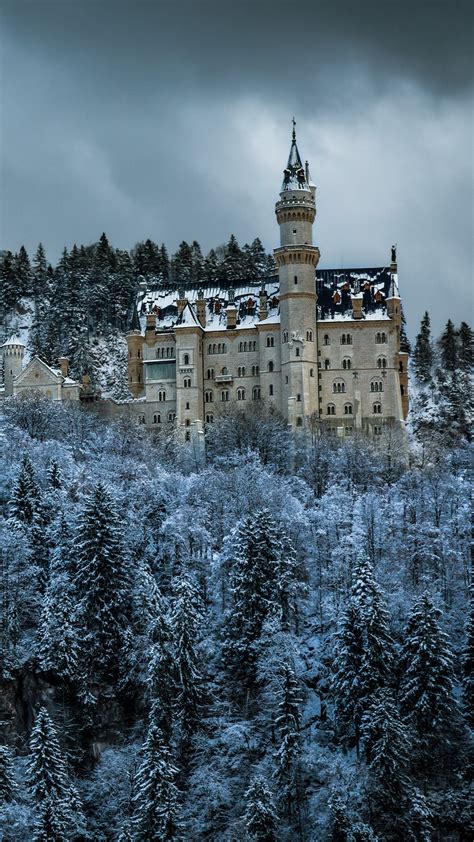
[2,336,26,396]
[126,303,144,398]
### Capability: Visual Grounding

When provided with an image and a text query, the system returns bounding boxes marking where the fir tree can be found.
[171,241,193,285]
[244,776,279,841]
[412,312,433,383]
[190,240,204,282]
[223,234,244,283]
[399,593,456,751]
[75,483,131,678]
[169,573,204,743]
[47,460,62,490]
[438,319,458,372]
[0,744,16,802]
[32,242,49,300]
[27,707,86,841]
[457,321,473,371]
[10,454,40,525]
[462,586,474,726]
[131,705,182,840]
[225,510,298,686]
[332,601,365,751]
[15,244,32,297]
[0,250,19,312]
[274,660,302,825]
[203,248,220,282]
[37,554,79,682]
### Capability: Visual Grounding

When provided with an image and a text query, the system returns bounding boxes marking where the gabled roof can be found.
[14,355,80,387]
[174,301,201,329]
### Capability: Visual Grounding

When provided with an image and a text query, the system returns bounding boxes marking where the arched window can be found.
[252,386,261,400]
[373,402,382,414]
[153,413,161,424]
[222,343,227,353]
[333,379,346,394]
[342,358,352,370]
[269,384,274,396]
[218,343,222,354]
[208,345,212,355]
[376,332,387,344]
[205,390,213,403]
[138,414,145,424]
[377,357,387,369]
[183,353,190,366]
[237,387,246,400]
[221,366,228,375]
[306,330,313,341]
[205,413,214,424]
[266,335,274,347]
[295,347,300,357]
[221,390,229,402]
[327,403,336,415]
[268,361,274,372]
[239,342,243,352]
[168,411,176,422]
[238,366,246,377]
[370,380,384,393]
[207,368,214,380]
[213,343,217,354]
[183,377,191,388]
[324,359,330,370]
[252,365,259,376]
[138,373,141,383]
[323,334,330,346]
[158,390,166,402]
[310,368,314,377]
[344,403,353,415]
[340,333,352,345]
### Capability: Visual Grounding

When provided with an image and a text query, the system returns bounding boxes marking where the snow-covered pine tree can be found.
[203,248,220,283]
[131,704,182,840]
[32,242,49,300]
[224,510,298,688]
[332,601,365,752]
[10,454,40,525]
[47,459,62,490]
[351,552,394,698]
[15,244,32,298]
[0,744,16,803]
[462,585,474,726]
[169,573,204,744]
[412,311,433,383]
[328,791,377,842]
[361,689,411,838]
[27,707,86,841]
[457,321,473,371]
[399,593,457,752]
[37,552,79,683]
[274,660,302,827]
[75,482,132,679]
[438,319,458,373]
[244,776,279,841]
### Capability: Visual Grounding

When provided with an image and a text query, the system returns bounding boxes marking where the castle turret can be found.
[126,303,144,398]
[274,121,320,427]
[2,336,26,396]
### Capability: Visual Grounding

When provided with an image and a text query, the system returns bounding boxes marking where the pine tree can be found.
[15,244,32,297]
[328,792,377,841]
[169,573,204,743]
[399,593,456,751]
[244,776,279,841]
[37,554,79,682]
[0,744,16,802]
[438,319,458,372]
[47,460,62,490]
[131,705,182,840]
[203,248,220,283]
[462,586,474,726]
[27,707,86,840]
[223,234,244,283]
[160,244,170,283]
[457,321,473,371]
[10,454,40,525]
[190,241,204,282]
[0,250,19,312]
[332,601,365,751]
[32,243,49,300]
[75,483,131,678]
[171,241,193,285]
[274,661,302,825]
[225,510,298,686]
[412,312,433,383]
[361,689,411,838]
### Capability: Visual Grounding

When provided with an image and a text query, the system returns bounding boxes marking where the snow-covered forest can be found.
[0,313,472,841]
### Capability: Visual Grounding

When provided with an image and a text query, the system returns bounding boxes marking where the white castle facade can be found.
[127,127,409,438]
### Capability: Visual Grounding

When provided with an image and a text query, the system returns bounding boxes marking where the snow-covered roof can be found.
[175,301,201,328]
[2,335,26,348]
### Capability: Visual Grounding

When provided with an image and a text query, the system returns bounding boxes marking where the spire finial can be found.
[292,117,296,141]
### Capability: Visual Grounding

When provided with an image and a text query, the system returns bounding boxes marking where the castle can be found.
[126,125,409,439]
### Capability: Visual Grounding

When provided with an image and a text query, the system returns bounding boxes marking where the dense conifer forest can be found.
[0,302,472,839]
[1,238,473,839]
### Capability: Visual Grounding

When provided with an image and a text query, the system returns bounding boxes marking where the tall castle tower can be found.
[274,122,320,427]
[1,336,25,396]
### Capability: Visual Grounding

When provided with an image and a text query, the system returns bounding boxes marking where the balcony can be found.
[215,374,234,383]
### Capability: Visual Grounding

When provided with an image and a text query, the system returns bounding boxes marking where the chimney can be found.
[145,313,157,343]
[176,287,187,316]
[226,288,237,329]
[58,356,69,377]
[351,294,363,320]
[259,288,268,321]
[196,289,206,327]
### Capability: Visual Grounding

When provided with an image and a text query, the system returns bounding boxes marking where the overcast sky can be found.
[1,0,473,335]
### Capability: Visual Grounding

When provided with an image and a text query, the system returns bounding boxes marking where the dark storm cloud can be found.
[1,0,473,334]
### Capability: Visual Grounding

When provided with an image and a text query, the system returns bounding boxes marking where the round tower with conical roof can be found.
[2,336,26,396]
[274,122,320,427]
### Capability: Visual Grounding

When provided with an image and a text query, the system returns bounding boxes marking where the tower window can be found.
[323,334,330,346]
[252,386,261,400]
[293,228,297,234]
[205,390,213,403]
[266,336,275,348]
[237,387,246,400]
[310,368,314,377]
[296,394,301,402]
[294,276,298,285]
[333,379,346,394]
[370,380,384,393]
[183,377,191,388]
[221,390,230,402]
[269,384,274,396]
[327,403,336,416]
[342,358,352,370]
[377,357,388,369]
[373,402,382,414]
[268,361,274,372]
[183,353,190,365]
[344,403,353,415]
[185,402,190,410]
[295,348,300,357]
[306,330,313,341]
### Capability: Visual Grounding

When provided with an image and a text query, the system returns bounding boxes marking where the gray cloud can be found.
[1,0,473,335]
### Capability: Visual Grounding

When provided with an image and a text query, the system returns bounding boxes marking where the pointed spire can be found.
[281,119,310,192]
